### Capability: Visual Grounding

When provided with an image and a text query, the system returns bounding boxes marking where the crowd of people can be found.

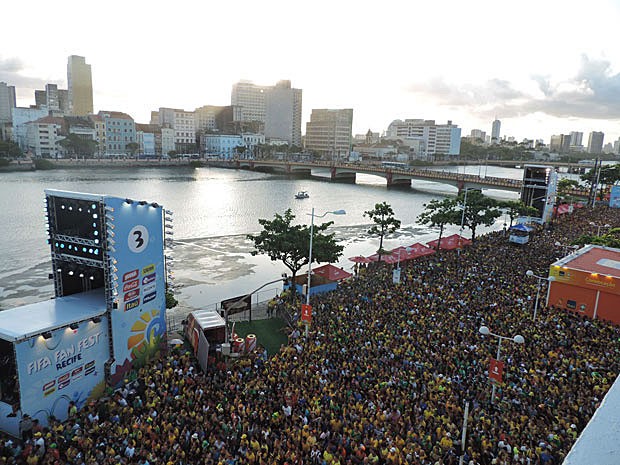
[1,206,619,465]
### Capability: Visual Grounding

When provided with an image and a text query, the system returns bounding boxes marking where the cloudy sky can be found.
[3,0,620,144]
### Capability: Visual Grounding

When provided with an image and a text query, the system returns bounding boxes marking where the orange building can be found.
[547,245,620,324]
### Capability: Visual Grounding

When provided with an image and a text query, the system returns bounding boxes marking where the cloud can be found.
[408,55,620,120]
[0,55,56,89]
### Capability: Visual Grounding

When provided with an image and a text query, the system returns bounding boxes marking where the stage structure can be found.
[0,190,173,437]
[520,165,558,224]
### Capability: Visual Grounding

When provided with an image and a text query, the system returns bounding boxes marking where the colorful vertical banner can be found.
[610,186,620,208]
[489,358,504,383]
[13,318,109,426]
[104,197,166,384]
[301,304,312,323]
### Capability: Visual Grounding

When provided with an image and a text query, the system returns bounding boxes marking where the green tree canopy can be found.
[556,178,580,203]
[457,190,502,242]
[498,200,539,227]
[59,134,98,158]
[247,209,344,294]
[126,142,140,156]
[417,198,460,250]
[364,202,401,261]
[0,140,23,158]
[572,227,620,248]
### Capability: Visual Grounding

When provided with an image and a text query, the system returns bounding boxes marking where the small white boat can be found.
[295,191,309,199]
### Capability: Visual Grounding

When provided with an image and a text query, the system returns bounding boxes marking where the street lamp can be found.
[554,241,579,255]
[458,187,476,251]
[306,208,346,308]
[479,326,525,403]
[525,270,555,321]
[589,222,611,236]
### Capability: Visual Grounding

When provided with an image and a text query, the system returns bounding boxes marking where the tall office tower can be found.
[491,118,501,144]
[569,131,583,147]
[587,131,604,154]
[549,134,571,153]
[45,84,60,111]
[264,80,302,146]
[470,129,486,141]
[305,109,353,159]
[35,90,47,108]
[0,82,16,124]
[194,105,234,132]
[231,80,268,123]
[67,55,93,115]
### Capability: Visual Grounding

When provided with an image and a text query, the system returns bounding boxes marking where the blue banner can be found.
[104,197,166,384]
[13,318,109,426]
[610,186,620,208]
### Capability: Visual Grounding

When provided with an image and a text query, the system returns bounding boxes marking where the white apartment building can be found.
[241,133,265,158]
[89,114,106,156]
[231,81,268,122]
[203,134,244,159]
[12,107,49,150]
[304,109,353,159]
[491,119,501,144]
[385,119,461,156]
[158,108,195,152]
[26,116,65,158]
[161,127,175,156]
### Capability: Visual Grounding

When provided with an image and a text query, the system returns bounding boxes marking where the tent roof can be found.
[0,290,106,342]
[510,223,533,232]
[404,242,436,257]
[191,309,226,330]
[427,234,472,250]
[313,263,352,281]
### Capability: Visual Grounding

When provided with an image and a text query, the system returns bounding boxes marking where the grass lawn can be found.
[233,318,289,356]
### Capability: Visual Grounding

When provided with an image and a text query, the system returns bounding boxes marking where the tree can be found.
[0,140,23,158]
[456,190,501,242]
[126,142,140,156]
[556,178,580,203]
[364,202,401,261]
[417,198,459,251]
[572,228,620,248]
[58,134,98,158]
[247,209,344,298]
[498,200,539,228]
[581,164,620,199]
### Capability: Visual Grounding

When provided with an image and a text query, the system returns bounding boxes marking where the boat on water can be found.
[295,191,309,199]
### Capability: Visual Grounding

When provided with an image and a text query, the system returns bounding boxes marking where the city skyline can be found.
[3,0,620,143]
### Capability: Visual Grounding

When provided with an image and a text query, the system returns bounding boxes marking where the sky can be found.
[3,0,620,145]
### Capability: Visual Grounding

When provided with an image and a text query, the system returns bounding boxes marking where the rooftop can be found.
[553,244,620,278]
[0,290,106,342]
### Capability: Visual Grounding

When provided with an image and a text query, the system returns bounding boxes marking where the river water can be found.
[0,164,523,313]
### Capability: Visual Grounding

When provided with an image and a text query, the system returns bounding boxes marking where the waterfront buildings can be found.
[135,123,158,156]
[385,119,461,156]
[25,116,65,158]
[587,131,604,154]
[231,79,302,146]
[304,108,353,159]
[470,129,487,143]
[67,55,93,116]
[570,131,583,147]
[157,108,196,153]
[34,84,69,114]
[0,82,16,124]
[89,114,106,156]
[203,134,243,159]
[98,111,136,156]
[194,105,234,133]
[491,118,501,144]
[264,80,302,146]
[12,107,49,150]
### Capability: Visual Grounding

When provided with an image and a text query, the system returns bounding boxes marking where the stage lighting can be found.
[91,316,101,324]
[69,323,79,330]
[125,198,134,204]
[91,204,96,210]
[105,206,115,212]
[68,270,74,276]
[42,331,52,340]
[89,276,95,281]
[151,202,160,208]
[112,302,118,309]
[138,200,147,206]
[79,273,84,278]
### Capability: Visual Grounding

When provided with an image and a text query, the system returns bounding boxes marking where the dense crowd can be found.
[1,206,619,465]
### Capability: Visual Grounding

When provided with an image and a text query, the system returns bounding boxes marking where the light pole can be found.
[554,241,579,256]
[306,208,346,334]
[525,270,555,320]
[589,222,611,236]
[479,326,525,403]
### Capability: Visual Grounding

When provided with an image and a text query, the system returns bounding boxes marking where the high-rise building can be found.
[264,80,302,146]
[0,82,16,124]
[491,118,501,144]
[67,55,93,116]
[587,131,604,154]
[194,105,234,133]
[549,134,571,153]
[231,80,268,123]
[231,79,302,145]
[470,129,486,142]
[385,119,461,156]
[305,109,353,159]
[569,131,583,147]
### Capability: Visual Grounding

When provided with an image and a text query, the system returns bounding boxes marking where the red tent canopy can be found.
[404,242,436,258]
[348,255,372,263]
[312,263,352,281]
[427,234,472,251]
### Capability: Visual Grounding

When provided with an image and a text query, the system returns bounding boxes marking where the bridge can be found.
[206,159,591,197]
[207,159,528,193]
